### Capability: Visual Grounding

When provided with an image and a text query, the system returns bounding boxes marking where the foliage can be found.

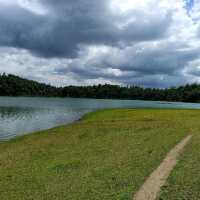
[1,73,200,102]
[0,73,60,97]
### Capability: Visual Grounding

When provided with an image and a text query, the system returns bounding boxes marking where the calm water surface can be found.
[1,97,200,141]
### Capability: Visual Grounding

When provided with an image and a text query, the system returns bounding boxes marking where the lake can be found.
[1,97,200,141]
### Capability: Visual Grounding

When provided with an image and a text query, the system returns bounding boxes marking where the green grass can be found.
[158,119,200,199]
[0,108,200,200]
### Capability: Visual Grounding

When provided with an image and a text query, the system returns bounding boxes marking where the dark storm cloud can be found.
[53,42,200,88]
[115,46,200,76]
[0,5,56,57]
[0,0,199,88]
[0,0,172,58]
[0,5,42,47]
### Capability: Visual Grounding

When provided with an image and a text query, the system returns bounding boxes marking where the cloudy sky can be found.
[0,0,200,87]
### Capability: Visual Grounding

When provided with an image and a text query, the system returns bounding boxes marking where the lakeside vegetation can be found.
[0,108,200,199]
[1,73,200,102]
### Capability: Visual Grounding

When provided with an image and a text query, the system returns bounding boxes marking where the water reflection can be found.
[0,106,37,119]
[0,97,200,141]
[0,104,89,141]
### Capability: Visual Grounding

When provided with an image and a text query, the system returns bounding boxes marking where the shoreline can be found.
[0,107,199,144]
[0,108,199,199]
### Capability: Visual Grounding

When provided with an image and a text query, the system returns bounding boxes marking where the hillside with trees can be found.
[1,73,200,103]
[0,73,60,97]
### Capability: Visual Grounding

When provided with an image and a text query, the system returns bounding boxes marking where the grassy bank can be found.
[0,109,200,200]
[159,126,200,199]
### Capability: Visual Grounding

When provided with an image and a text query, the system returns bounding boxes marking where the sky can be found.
[0,0,200,88]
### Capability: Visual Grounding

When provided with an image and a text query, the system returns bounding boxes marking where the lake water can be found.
[1,97,200,141]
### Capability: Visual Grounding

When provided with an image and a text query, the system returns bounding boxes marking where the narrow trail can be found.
[133,135,192,200]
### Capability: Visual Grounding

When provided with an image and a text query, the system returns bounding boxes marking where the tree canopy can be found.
[1,73,200,103]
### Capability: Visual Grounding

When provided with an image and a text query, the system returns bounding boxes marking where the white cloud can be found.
[18,0,48,15]
[0,0,48,15]
[0,0,200,87]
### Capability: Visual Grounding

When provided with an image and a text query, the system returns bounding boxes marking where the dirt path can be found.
[133,135,192,200]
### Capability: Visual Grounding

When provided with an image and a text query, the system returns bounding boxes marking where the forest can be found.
[1,73,200,103]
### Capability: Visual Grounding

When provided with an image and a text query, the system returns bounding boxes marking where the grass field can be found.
[0,109,200,200]
[158,125,200,199]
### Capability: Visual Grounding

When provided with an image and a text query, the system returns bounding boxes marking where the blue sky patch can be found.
[185,0,194,12]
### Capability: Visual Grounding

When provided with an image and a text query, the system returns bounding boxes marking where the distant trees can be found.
[0,73,60,97]
[1,73,200,103]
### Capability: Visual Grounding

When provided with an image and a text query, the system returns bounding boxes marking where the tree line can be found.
[1,73,200,103]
